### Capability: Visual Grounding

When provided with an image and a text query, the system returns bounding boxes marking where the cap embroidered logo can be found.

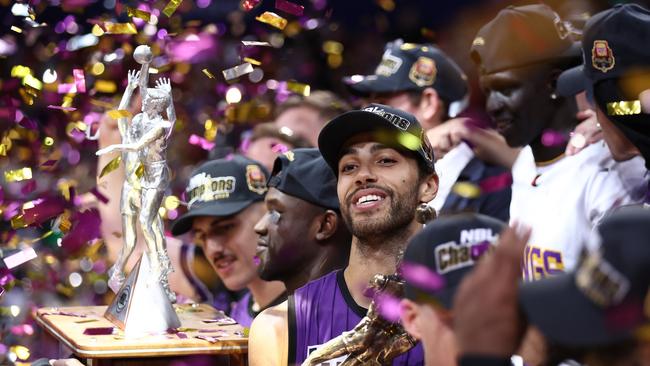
[363,106,411,130]
[409,56,437,87]
[592,40,616,73]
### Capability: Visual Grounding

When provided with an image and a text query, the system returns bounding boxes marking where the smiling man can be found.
[471,4,647,278]
[254,148,350,293]
[171,155,286,327]
[248,103,438,365]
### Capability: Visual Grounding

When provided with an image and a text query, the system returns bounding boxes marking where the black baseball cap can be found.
[171,155,268,236]
[520,205,650,347]
[471,4,580,75]
[343,40,469,118]
[317,103,435,174]
[267,148,339,211]
[402,213,506,309]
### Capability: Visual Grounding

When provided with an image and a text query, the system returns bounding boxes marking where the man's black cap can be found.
[402,213,506,309]
[317,103,435,174]
[558,4,650,98]
[520,205,650,347]
[343,40,469,118]
[171,155,268,236]
[267,148,339,211]
[471,4,579,75]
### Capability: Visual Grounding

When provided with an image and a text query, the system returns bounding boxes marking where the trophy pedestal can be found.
[34,304,247,366]
[105,255,180,338]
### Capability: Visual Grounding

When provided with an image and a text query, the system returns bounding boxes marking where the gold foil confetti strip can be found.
[243,57,261,66]
[11,26,22,33]
[104,22,137,34]
[162,0,184,17]
[286,81,310,96]
[607,100,641,116]
[452,182,482,198]
[5,167,32,182]
[107,109,132,119]
[202,69,215,79]
[98,156,122,178]
[255,11,288,30]
[126,7,151,22]
[94,80,117,93]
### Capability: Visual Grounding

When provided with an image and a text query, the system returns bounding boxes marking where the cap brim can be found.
[519,274,631,347]
[318,110,411,173]
[557,65,587,97]
[343,75,414,97]
[170,199,255,236]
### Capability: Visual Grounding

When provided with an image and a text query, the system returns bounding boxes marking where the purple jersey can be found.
[289,270,424,365]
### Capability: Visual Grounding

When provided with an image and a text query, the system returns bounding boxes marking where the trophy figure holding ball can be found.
[98,45,180,337]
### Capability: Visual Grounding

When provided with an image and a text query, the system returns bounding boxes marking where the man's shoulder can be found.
[294,270,339,295]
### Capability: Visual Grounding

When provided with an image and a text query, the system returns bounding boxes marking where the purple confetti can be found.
[21,180,36,195]
[253,256,261,266]
[83,327,114,335]
[58,83,76,94]
[188,134,215,151]
[375,293,402,323]
[47,105,77,111]
[400,261,445,292]
[22,197,66,226]
[60,209,101,255]
[90,187,109,204]
[470,240,491,260]
[541,129,568,147]
[275,0,304,16]
[271,143,289,153]
[478,172,512,194]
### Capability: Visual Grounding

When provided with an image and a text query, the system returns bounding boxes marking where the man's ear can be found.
[419,88,441,127]
[419,172,439,203]
[400,299,422,340]
[314,210,338,243]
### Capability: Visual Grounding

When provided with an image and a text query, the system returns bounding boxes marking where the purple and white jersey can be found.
[289,270,424,365]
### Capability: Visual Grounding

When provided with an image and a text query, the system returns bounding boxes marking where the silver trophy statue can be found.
[97,45,180,337]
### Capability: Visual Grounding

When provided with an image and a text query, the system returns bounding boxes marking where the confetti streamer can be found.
[240,0,262,11]
[107,109,132,119]
[202,69,215,79]
[162,0,183,17]
[452,182,481,198]
[11,26,22,33]
[104,22,137,34]
[375,293,401,322]
[400,262,445,292]
[275,0,304,16]
[47,105,77,111]
[188,134,215,151]
[22,75,42,90]
[73,69,86,93]
[287,81,310,96]
[222,62,254,81]
[126,7,151,22]
[98,156,122,178]
[256,11,288,30]
[241,40,273,47]
[243,57,261,66]
[3,247,37,269]
[4,167,32,182]
[94,80,116,93]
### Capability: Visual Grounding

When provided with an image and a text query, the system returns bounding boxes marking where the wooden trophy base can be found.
[34,304,247,366]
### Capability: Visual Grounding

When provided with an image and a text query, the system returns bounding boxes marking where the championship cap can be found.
[402,213,505,309]
[267,148,339,211]
[470,4,579,75]
[520,205,650,346]
[557,4,650,169]
[317,103,435,174]
[171,155,268,236]
[343,40,469,118]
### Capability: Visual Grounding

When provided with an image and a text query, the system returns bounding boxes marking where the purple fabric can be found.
[291,270,424,365]
[230,291,254,328]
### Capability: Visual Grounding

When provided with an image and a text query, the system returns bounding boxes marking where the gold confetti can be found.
[256,11,288,30]
[95,80,117,93]
[90,99,114,109]
[397,133,421,151]
[243,57,261,66]
[11,65,32,78]
[287,81,310,96]
[91,24,105,36]
[5,167,32,182]
[222,63,254,81]
[107,110,132,119]
[452,182,482,199]
[11,26,22,33]
[10,215,26,229]
[322,41,344,55]
[99,156,122,178]
[126,7,151,22]
[202,69,215,79]
[104,22,137,34]
[134,163,144,178]
[22,75,42,90]
[162,0,183,17]
[44,137,54,146]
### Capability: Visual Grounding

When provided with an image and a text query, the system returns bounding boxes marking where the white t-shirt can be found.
[429,143,475,212]
[510,142,647,280]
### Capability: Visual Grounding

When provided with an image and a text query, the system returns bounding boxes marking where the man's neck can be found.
[247,277,286,309]
[529,136,567,165]
[344,220,422,308]
[284,246,348,293]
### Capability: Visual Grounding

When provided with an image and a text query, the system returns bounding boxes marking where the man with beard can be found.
[171,155,286,328]
[471,4,647,278]
[248,104,438,365]
[254,148,350,293]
